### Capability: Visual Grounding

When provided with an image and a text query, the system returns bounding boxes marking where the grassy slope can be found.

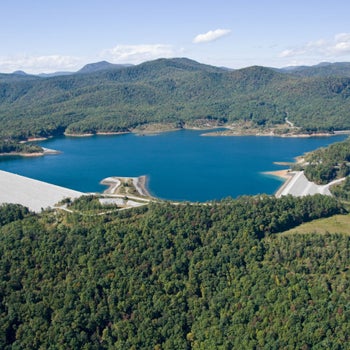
[280,213,350,235]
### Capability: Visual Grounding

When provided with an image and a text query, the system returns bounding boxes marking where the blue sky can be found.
[1,0,350,73]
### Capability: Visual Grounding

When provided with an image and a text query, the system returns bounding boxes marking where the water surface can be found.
[0,130,347,202]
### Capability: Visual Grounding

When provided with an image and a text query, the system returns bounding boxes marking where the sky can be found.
[1,0,350,73]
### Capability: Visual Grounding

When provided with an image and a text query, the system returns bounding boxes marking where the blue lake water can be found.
[0,130,347,202]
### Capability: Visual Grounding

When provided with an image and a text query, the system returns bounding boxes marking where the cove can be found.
[0,130,347,202]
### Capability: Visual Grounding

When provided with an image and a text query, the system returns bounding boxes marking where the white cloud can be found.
[279,33,350,59]
[333,33,350,54]
[193,29,231,44]
[0,54,83,74]
[101,44,178,64]
[0,45,182,73]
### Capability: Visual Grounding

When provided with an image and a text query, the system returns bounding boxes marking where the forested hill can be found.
[1,57,350,140]
[0,194,349,349]
[279,61,350,77]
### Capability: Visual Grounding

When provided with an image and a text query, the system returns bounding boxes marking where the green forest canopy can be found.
[294,137,350,186]
[2,59,350,348]
[0,194,349,349]
[1,58,350,140]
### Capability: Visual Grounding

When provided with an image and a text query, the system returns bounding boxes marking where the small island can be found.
[0,140,60,157]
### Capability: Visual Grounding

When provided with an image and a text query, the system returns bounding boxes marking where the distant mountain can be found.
[279,62,350,77]
[12,70,28,76]
[1,57,350,140]
[38,71,74,78]
[0,72,40,82]
[77,61,133,74]
[6,61,134,78]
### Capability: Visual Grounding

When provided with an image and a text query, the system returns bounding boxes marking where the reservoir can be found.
[0,130,347,202]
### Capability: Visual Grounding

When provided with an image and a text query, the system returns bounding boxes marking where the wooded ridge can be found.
[0,194,348,349]
[1,58,350,140]
[2,58,350,349]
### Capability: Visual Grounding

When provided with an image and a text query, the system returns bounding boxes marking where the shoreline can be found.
[2,126,348,202]
[134,175,152,197]
[0,152,44,158]
[35,123,350,139]
[273,171,297,198]
[100,175,153,198]
[201,130,350,138]
[263,169,294,198]
[20,137,48,142]
[263,169,291,180]
[0,147,60,158]
[64,131,130,137]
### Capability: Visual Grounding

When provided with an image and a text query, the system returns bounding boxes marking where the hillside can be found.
[279,61,350,78]
[294,137,350,185]
[281,214,350,235]
[0,194,349,349]
[1,57,350,140]
[77,61,133,74]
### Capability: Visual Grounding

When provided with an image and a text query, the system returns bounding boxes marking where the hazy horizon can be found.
[1,0,350,74]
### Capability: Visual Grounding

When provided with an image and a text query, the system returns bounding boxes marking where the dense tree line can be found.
[294,137,350,184]
[1,58,350,142]
[0,140,42,154]
[0,203,31,225]
[331,176,350,201]
[0,194,348,349]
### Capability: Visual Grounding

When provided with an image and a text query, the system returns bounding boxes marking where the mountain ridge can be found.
[5,58,350,77]
[1,57,350,140]
[77,61,133,74]
[278,61,350,77]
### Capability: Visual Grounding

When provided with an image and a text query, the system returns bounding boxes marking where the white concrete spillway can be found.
[0,170,83,212]
[276,171,345,198]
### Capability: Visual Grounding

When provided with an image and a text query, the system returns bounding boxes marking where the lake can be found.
[0,130,347,202]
